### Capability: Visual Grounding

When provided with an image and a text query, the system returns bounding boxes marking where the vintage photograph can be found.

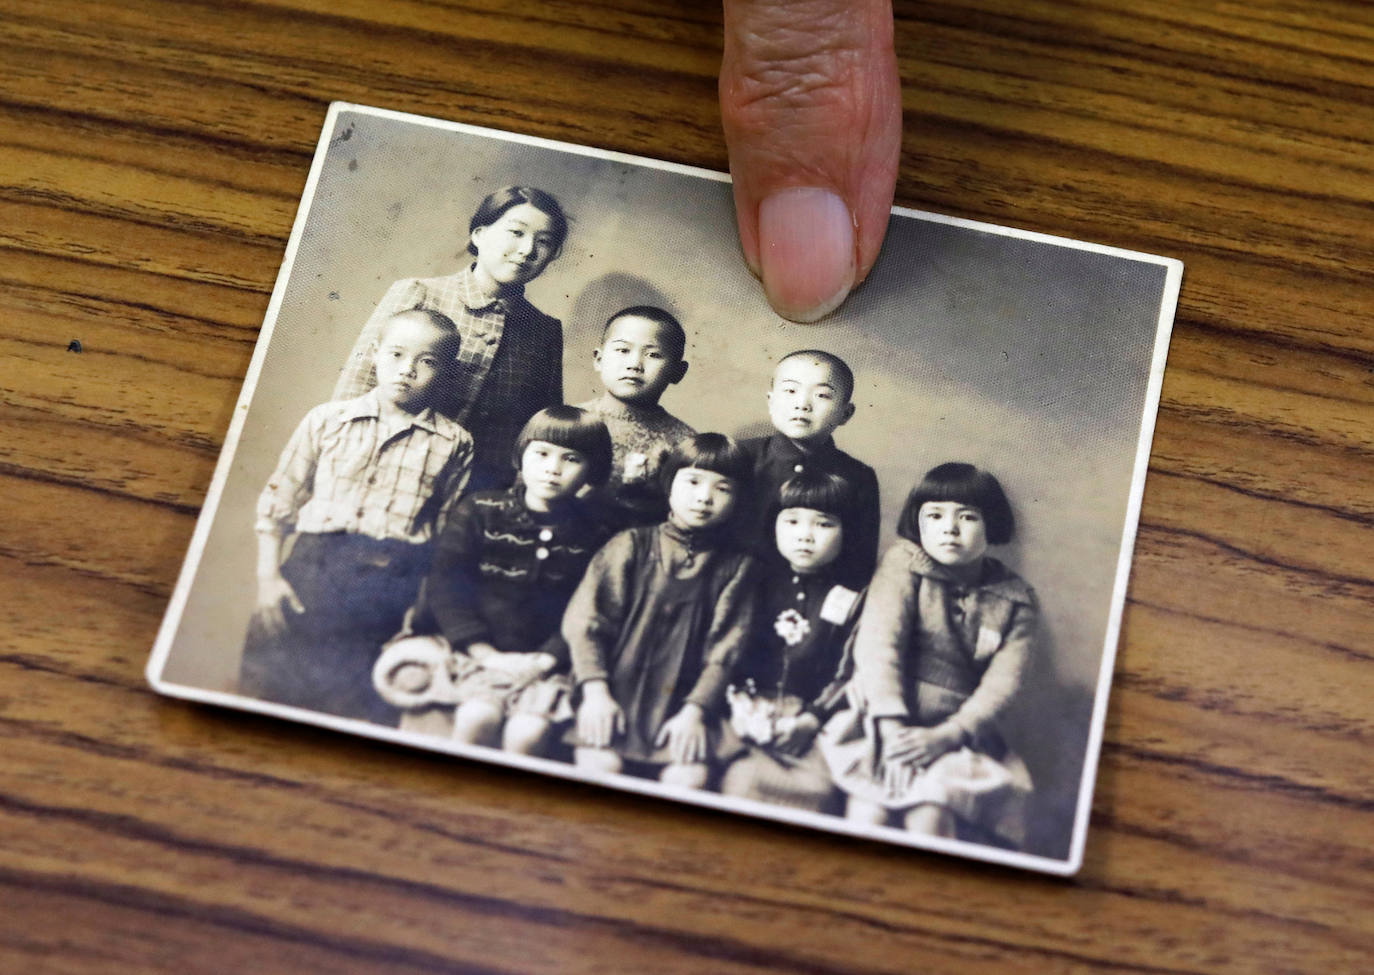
[148,103,1181,875]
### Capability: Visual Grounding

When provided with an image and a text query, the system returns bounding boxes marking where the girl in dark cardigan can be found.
[718,471,867,811]
[820,463,1038,848]
[562,434,759,790]
[374,406,615,756]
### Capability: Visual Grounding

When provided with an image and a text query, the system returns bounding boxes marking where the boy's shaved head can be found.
[775,349,855,403]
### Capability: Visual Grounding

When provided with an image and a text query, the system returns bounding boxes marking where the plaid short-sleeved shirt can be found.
[256,392,474,544]
[333,265,563,489]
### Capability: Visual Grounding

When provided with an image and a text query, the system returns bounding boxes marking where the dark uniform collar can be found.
[764,430,838,461]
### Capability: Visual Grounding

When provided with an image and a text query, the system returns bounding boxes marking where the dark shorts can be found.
[239,532,430,725]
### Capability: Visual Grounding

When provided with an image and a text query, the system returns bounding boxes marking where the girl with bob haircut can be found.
[820,462,1038,849]
[895,461,1016,547]
[719,470,868,812]
[334,185,572,494]
[509,404,613,486]
[373,406,616,757]
[562,433,760,790]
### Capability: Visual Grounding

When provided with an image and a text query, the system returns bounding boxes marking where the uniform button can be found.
[795,591,805,602]
[356,508,366,518]
[535,547,550,560]
[538,528,554,542]
[793,463,804,473]
[367,475,376,485]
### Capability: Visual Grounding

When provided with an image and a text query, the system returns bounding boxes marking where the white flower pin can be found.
[774,608,811,647]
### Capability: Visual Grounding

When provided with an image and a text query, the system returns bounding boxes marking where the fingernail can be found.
[758,187,856,323]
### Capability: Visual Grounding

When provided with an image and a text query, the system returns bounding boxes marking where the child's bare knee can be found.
[574,747,622,775]
[659,763,709,790]
[451,699,503,746]
[904,803,957,837]
[502,714,551,755]
[718,760,752,798]
[845,797,888,827]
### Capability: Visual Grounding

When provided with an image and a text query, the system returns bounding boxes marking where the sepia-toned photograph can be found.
[147,102,1181,876]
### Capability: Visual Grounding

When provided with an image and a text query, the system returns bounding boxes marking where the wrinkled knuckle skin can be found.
[720,8,865,137]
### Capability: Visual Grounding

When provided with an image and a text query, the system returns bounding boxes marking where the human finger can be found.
[720,0,901,322]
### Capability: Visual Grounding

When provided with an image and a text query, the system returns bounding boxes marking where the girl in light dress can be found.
[820,462,1037,847]
[562,434,759,789]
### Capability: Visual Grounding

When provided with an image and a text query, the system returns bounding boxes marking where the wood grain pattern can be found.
[2,0,1371,971]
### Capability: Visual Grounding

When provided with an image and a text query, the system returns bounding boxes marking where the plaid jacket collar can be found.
[339,390,446,436]
[456,263,525,315]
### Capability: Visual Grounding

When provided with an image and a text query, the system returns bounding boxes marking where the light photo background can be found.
[161,108,1172,859]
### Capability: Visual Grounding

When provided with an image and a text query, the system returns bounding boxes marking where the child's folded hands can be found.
[879,726,960,798]
[881,722,963,768]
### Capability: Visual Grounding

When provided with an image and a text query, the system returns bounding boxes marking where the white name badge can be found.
[819,585,860,625]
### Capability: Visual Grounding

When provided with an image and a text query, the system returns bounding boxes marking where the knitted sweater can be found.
[417,488,614,663]
[577,393,694,523]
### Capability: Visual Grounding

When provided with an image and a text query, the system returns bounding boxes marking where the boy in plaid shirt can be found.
[240,309,474,723]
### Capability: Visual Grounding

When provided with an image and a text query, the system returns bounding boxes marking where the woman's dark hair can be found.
[896,462,1016,546]
[511,406,613,488]
[466,186,569,258]
[659,433,753,521]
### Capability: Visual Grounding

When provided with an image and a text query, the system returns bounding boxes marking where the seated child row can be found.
[243,306,1037,845]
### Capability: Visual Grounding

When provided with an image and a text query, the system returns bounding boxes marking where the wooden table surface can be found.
[3,1,1371,972]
